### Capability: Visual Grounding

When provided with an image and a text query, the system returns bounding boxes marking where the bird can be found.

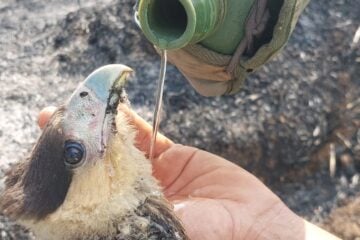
[0,65,188,240]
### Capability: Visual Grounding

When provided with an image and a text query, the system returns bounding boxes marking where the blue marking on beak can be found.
[83,64,132,102]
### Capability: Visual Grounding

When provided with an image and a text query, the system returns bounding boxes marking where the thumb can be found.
[37,106,57,129]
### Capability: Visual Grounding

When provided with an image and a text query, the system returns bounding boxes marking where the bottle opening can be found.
[147,0,188,43]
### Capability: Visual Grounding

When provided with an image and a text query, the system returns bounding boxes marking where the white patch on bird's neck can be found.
[23,111,160,240]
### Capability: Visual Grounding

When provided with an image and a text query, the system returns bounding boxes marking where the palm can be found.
[152,145,284,240]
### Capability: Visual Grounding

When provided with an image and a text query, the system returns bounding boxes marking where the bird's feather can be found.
[0,107,72,220]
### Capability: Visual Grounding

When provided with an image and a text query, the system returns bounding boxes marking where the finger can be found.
[38,106,57,129]
[118,104,173,158]
[153,145,248,197]
[152,144,199,190]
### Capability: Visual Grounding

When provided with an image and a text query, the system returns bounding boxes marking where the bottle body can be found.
[200,0,255,55]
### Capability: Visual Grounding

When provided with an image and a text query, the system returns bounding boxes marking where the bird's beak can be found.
[81,64,133,105]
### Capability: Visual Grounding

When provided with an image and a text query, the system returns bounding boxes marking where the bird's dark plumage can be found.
[0,107,72,220]
[93,197,188,240]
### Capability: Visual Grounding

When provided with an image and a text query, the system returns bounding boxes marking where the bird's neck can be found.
[23,134,160,239]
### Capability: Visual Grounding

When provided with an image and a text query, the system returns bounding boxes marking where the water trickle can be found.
[149,49,167,161]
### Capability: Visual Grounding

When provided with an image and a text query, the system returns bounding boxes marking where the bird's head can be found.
[0,65,162,238]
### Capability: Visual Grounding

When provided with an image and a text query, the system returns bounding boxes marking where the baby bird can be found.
[0,65,188,240]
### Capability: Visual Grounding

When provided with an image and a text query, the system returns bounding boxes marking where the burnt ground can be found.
[0,0,359,239]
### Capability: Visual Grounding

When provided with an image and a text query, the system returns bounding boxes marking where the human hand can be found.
[38,105,340,240]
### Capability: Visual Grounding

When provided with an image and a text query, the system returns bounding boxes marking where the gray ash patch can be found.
[0,0,359,239]
[0,214,34,240]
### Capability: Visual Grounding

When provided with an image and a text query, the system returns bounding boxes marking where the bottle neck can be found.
[137,0,225,50]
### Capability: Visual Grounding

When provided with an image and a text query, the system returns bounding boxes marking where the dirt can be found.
[0,0,359,239]
[324,197,360,239]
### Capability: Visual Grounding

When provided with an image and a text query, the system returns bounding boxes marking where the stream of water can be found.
[149,49,167,160]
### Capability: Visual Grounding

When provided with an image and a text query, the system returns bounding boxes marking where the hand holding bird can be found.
[37,105,340,240]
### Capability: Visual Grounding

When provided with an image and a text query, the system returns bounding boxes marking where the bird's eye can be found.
[64,141,85,168]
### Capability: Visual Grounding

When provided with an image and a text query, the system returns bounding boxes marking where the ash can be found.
[0,0,359,239]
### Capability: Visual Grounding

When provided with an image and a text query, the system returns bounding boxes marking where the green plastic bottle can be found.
[137,0,258,54]
[136,0,310,96]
